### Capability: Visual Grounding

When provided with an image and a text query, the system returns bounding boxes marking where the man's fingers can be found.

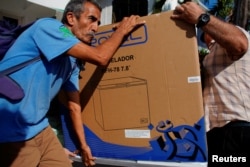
[113,15,145,30]
[84,159,96,166]
[112,23,119,29]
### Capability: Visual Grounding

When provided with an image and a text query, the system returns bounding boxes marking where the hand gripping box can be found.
[61,11,207,163]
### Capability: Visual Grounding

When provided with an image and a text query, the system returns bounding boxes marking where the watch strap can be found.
[196,13,210,28]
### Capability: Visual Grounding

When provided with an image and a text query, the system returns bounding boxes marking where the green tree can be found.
[217,0,234,19]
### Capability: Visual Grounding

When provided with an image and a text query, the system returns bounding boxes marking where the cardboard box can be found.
[61,11,207,163]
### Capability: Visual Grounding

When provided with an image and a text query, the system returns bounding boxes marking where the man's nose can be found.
[91,23,99,32]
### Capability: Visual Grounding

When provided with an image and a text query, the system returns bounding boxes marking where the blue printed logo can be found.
[91,25,148,47]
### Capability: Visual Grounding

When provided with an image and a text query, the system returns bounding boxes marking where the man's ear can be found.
[66,12,75,26]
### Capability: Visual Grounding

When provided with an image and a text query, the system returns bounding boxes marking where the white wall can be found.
[98,0,113,25]
[0,0,156,26]
[26,0,114,26]
[0,0,56,24]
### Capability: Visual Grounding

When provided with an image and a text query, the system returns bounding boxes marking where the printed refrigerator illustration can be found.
[60,11,207,164]
[93,77,150,131]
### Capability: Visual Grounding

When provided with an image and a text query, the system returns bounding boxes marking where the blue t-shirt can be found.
[0,18,81,142]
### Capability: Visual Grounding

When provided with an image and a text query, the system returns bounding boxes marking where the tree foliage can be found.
[217,0,234,19]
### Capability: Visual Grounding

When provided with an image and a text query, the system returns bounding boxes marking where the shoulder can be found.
[32,18,75,38]
[230,26,249,58]
[32,18,63,28]
[236,26,249,38]
[35,17,61,24]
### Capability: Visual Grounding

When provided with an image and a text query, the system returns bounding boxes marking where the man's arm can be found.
[64,90,95,166]
[201,16,248,60]
[171,2,248,60]
[67,15,145,66]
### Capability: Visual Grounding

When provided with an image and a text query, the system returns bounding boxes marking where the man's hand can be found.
[171,2,204,24]
[80,145,96,166]
[113,15,146,36]
[64,148,77,163]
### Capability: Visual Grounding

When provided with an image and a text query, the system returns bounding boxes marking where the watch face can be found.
[202,14,210,22]
[197,13,210,28]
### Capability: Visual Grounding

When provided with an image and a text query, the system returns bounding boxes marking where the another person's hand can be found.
[64,148,77,163]
[171,2,204,24]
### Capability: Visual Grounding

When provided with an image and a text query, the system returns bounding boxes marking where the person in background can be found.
[171,1,250,166]
[0,0,145,167]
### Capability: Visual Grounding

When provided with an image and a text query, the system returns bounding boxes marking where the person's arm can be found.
[171,2,248,60]
[201,16,248,60]
[67,15,145,66]
[64,90,95,166]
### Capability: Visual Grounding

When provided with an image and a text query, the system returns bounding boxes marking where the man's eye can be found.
[89,16,97,22]
[89,16,100,25]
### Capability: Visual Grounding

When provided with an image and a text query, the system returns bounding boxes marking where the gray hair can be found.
[61,0,102,24]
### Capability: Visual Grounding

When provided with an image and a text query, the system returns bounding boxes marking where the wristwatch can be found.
[196,13,210,28]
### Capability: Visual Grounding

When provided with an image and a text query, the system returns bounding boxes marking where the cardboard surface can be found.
[61,11,207,163]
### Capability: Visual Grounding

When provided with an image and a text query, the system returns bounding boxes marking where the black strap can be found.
[225,120,250,127]
[0,56,40,75]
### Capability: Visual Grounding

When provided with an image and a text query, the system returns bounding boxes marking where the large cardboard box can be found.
[61,11,207,163]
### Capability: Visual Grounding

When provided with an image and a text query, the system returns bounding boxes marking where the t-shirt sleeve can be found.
[237,26,250,40]
[32,18,80,61]
[62,63,80,92]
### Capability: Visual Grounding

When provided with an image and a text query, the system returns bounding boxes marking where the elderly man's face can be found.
[71,2,101,44]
